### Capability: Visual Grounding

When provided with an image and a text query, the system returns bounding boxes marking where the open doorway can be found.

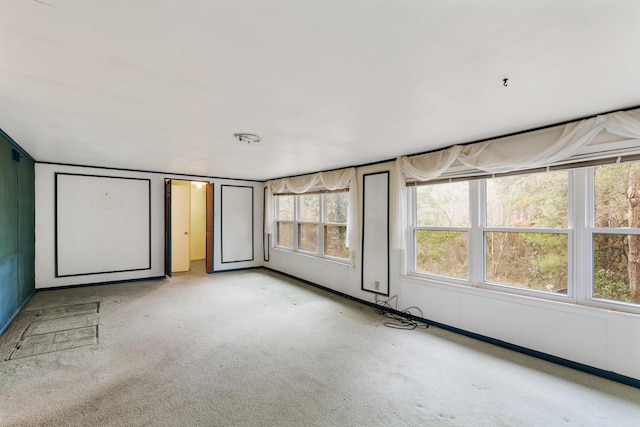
[165,179,213,276]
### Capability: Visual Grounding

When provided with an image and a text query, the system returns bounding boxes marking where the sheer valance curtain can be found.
[393,109,640,249]
[265,167,358,249]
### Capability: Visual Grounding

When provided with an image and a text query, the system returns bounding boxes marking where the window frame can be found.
[408,165,640,314]
[409,181,471,284]
[297,194,321,255]
[584,167,640,313]
[275,195,295,249]
[274,190,350,262]
[408,171,575,304]
[478,174,573,302]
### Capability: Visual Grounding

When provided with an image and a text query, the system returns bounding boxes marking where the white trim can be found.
[270,246,353,268]
[408,164,640,315]
[401,274,639,321]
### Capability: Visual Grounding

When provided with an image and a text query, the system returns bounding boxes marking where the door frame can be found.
[165,179,214,276]
[164,179,172,277]
[206,183,214,273]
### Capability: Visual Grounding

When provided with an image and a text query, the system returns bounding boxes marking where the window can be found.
[413,182,469,279]
[275,191,349,260]
[592,162,640,305]
[298,194,320,252]
[409,161,640,312]
[484,171,569,293]
[324,191,349,259]
[276,195,294,248]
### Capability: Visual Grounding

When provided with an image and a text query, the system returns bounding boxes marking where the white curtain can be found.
[392,110,640,249]
[392,146,462,250]
[265,167,358,249]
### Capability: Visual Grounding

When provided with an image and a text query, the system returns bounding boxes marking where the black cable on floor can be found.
[374,295,428,330]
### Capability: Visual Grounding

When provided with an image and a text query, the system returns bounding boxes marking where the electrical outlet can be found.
[374,281,380,290]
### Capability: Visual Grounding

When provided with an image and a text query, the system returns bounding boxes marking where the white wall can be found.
[190,183,206,261]
[266,163,396,307]
[34,158,640,382]
[35,163,263,288]
[265,160,640,382]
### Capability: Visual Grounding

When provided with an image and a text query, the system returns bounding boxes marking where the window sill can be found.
[407,270,573,303]
[271,246,353,268]
[401,274,640,319]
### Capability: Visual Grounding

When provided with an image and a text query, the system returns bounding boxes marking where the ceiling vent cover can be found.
[12,148,21,164]
[234,133,262,144]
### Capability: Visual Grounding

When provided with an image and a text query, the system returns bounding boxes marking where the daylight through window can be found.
[409,161,640,313]
[275,191,349,260]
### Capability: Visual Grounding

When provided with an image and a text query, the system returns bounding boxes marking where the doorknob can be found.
[184,232,188,235]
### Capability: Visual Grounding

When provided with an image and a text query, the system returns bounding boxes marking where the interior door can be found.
[171,182,191,272]
[165,179,172,277]
[206,183,214,273]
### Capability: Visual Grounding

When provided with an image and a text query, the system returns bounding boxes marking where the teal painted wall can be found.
[0,132,35,335]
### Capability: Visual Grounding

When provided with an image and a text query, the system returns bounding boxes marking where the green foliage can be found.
[486,171,568,228]
[485,232,567,291]
[594,269,632,302]
[593,163,640,304]
[416,230,468,279]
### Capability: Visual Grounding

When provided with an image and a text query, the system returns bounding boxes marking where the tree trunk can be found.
[627,169,640,301]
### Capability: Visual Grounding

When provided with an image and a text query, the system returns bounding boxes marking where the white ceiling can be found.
[1,1,639,181]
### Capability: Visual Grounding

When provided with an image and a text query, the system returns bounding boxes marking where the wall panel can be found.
[361,171,390,295]
[221,185,254,263]
[0,132,34,336]
[55,173,151,277]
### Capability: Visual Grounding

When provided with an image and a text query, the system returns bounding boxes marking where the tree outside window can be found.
[484,171,569,293]
[274,191,349,260]
[275,195,294,248]
[413,181,469,279]
[593,161,640,304]
[410,162,640,312]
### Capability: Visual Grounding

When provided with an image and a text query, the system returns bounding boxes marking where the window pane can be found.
[299,194,320,222]
[486,171,568,228]
[593,234,640,304]
[325,225,348,259]
[277,222,293,248]
[416,182,469,227]
[595,162,640,228]
[485,232,568,292]
[298,224,319,252]
[415,230,468,279]
[326,192,348,223]
[277,195,295,221]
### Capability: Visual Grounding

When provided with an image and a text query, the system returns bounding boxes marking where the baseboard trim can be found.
[36,276,166,292]
[211,266,262,274]
[262,267,640,390]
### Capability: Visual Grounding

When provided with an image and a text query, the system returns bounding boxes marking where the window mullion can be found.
[469,180,483,284]
[319,194,326,256]
[409,186,417,273]
[578,168,593,304]
[293,195,300,251]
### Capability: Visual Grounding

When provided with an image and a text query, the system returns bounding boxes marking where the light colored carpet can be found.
[1,269,639,426]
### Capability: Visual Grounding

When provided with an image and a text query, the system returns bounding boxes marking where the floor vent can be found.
[0,302,100,361]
